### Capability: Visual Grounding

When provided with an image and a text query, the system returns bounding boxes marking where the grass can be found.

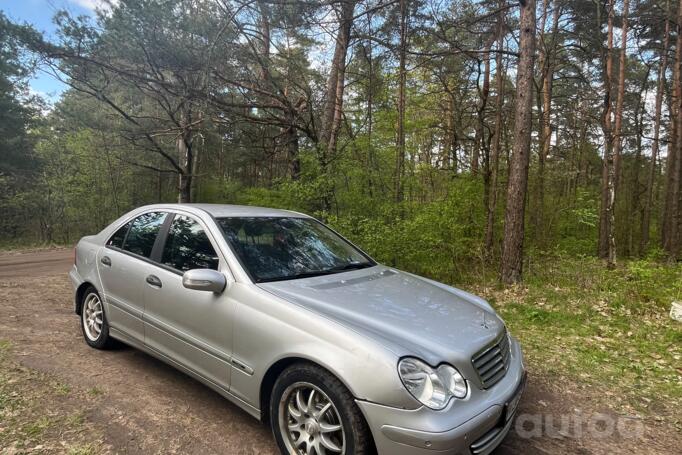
[0,341,13,414]
[53,381,72,396]
[67,445,97,455]
[464,254,682,426]
[24,416,54,438]
[87,386,104,397]
[0,339,105,454]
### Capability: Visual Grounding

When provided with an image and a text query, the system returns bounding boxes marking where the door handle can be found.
[100,256,112,267]
[146,274,162,288]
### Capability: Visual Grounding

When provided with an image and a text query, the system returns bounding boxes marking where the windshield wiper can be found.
[259,270,337,282]
[258,262,374,283]
[325,261,374,272]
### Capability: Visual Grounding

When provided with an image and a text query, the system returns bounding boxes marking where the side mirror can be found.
[182,269,227,293]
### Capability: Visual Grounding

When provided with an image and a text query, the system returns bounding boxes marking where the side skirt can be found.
[108,327,262,420]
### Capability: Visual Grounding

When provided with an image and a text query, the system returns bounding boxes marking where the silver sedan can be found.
[70,204,526,455]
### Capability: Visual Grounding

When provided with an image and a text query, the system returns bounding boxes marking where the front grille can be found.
[472,330,511,389]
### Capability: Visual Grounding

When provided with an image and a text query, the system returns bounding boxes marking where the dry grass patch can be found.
[0,340,107,454]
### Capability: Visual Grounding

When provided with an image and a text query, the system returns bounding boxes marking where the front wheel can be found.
[80,287,115,349]
[270,363,373,455]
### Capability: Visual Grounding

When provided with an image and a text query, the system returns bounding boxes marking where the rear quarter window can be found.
[107,222,131,248]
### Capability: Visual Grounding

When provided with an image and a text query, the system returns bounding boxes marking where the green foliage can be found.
[328,177,486,282]
[0,13,43,244]
[544,189,600,256]
[470,255,682,419]
[198,173,488,283]
[0,0,672,279]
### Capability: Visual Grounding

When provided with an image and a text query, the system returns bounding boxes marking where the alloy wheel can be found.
[83,293,103,341]
[278,382,346,455]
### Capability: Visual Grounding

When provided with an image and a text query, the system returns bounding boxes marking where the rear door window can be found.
[122,212,167,258]
[161,215,219,272]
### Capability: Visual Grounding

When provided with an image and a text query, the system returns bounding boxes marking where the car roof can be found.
[140,203,311,219]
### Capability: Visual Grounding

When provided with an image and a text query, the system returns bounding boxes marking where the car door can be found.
[97,211,168,344]
[143,213,234,390]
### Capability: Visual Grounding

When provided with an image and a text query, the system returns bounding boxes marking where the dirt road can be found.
[0,249,73,279]
[0,249,677,454]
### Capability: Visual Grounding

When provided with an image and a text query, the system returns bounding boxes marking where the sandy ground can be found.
[0,248,679,454]
[0,249,74,279]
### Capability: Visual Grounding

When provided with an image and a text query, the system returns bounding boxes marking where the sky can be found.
[1,0,107,102]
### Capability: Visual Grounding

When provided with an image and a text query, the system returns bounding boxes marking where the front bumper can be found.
[357,337,526,455]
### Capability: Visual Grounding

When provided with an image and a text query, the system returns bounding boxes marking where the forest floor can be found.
[0,248,680,454]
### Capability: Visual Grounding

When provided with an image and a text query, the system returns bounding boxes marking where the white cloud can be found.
[68,0,116,12]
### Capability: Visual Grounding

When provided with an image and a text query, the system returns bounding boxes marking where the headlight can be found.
[398,357,468,410]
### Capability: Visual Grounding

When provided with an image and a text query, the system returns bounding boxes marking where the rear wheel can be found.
[270,363,372,455]
[80,287,115,349]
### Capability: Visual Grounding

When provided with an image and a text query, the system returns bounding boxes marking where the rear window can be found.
[122,212,167,258]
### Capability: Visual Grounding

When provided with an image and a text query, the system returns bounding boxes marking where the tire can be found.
[270,362,373,455]
[80,286,116,349]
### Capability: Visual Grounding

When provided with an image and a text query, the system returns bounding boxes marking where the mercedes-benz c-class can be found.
[70,204,525,455]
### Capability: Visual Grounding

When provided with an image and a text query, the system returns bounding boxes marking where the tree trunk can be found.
[612,0,629,193]
[663,96,678,250]
[479,35,495,236]
[320,0,356,163]
[628,66,649,255]
[443,95,455,170]
[176,107,194,203]
[362,21,376,195]
[257,0,270,82]
[178,171,192,203]
[500,0,537,284]
[474,37,494,176]
[177,132,192,204]
[485,7,506,256]
[316,0,355,211]
[534,0,560,244]
[663,0,682,256]
[261,0,299,181]
[395,0,407,202]
[598,0,615,266]
[190,133,201,201]
[641,4,670,253]
[285,123,300,180]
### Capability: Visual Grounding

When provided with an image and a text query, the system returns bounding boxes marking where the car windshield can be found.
[216,217,374,282]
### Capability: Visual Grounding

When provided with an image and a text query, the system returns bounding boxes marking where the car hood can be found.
[258,266,505,367]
